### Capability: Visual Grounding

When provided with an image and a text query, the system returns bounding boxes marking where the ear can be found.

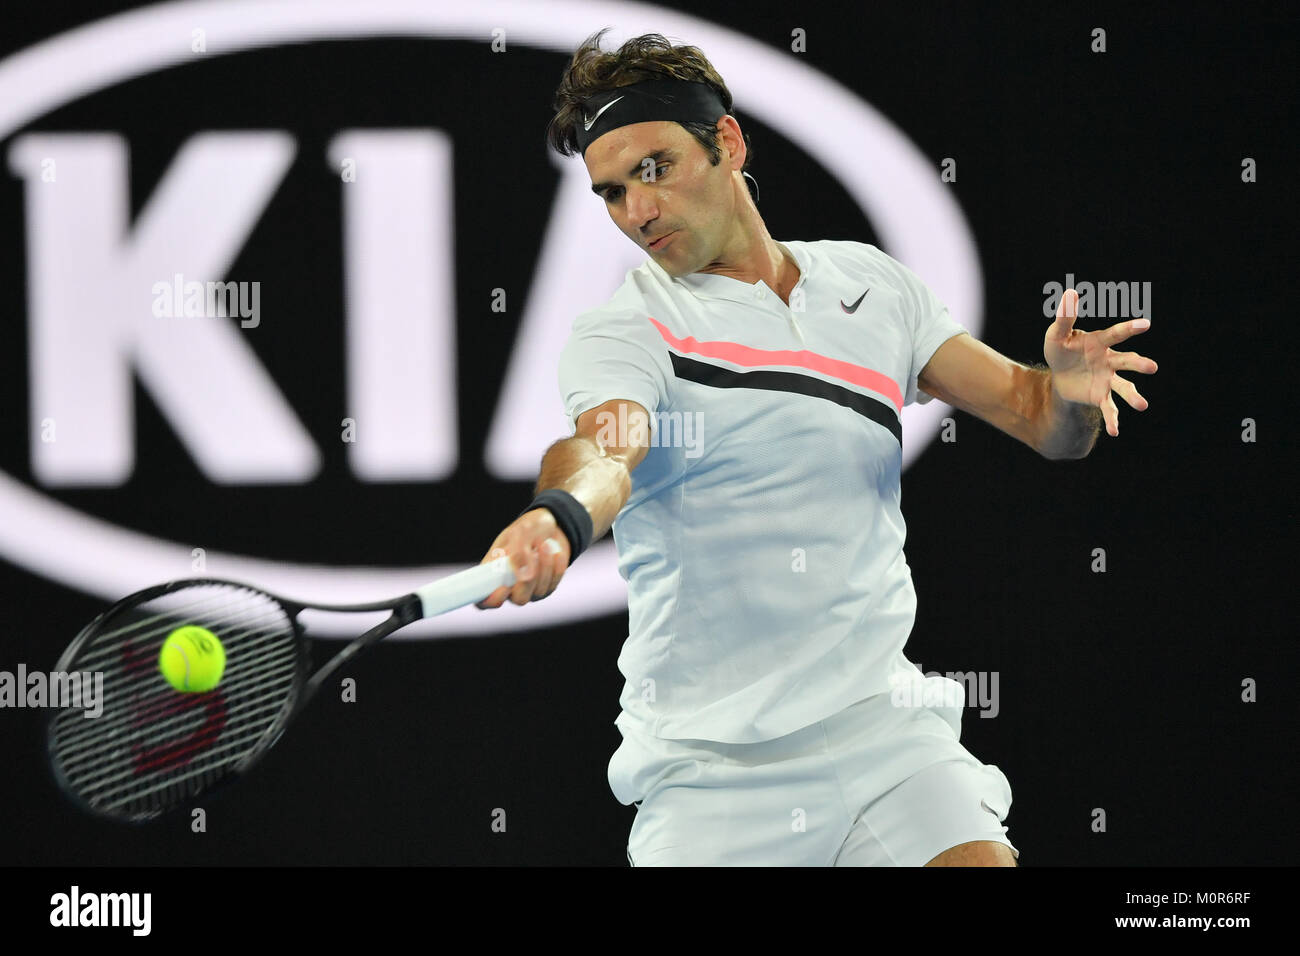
[715,115,746,171]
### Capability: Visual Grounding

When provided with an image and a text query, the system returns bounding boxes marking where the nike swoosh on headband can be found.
[583,95,625,131]
[841,288,870,313]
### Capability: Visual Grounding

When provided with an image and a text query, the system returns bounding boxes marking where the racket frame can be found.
[46,578,421,825]
[46,555,515,824]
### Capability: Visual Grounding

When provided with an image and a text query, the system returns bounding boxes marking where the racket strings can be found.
[72,589,284,670]
[63,706,291,811]
[53,612,298,807]
[54,671,293,775]
[70,603,296,721]
[49,583,300,822]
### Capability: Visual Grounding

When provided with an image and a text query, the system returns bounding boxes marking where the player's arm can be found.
[476,398,653,608]
[917,332,1098,460]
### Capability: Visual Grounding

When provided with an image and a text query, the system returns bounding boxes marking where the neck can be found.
[696,176,800,298]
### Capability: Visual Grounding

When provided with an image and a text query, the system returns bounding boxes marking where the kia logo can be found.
[0,0,982,637]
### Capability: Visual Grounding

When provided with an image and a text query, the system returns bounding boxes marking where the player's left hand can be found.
[1044,288,1159,437]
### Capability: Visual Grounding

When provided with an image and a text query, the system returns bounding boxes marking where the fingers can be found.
[1053,288,1078,333]
[505,538,539,605]
[1102,390,1120,437]
[1110,373,1149,411]
[1099,316,1152,348]
[510,536,572,604]
[529,538,566,602]
[1111,350,1158,375]
[474,510,572,610]
[1096,369,1150,442]
[525,539,558,602]
[474,546,513,609]
[502,520,544,606]
[535,538,572,598]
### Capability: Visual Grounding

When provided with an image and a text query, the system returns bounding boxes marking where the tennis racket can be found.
[46,556,516,824]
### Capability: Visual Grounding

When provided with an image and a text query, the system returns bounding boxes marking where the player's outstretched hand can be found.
[1044,287,1159,437]
[475,508,572,608]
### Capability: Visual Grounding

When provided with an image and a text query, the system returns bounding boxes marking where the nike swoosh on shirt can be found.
[840,288,870,313]
[583,96,624,131]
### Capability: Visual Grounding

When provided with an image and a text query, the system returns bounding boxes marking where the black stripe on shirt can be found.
[668,352,903,446]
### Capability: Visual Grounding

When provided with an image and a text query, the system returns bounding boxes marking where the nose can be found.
[624,182,659,233]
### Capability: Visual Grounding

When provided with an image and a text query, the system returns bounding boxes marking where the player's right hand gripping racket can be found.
[46,557,517,824]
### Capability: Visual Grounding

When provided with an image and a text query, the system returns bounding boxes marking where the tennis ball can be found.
[159,626,226,692]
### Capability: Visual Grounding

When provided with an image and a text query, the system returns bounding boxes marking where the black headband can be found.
[575,78,728,156]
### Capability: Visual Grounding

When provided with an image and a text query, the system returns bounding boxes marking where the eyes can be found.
[604,164,669,202]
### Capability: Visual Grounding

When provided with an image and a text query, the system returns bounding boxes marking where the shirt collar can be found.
[650,240,811,304]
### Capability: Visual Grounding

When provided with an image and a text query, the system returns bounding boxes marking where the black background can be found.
[0,0,1294,869]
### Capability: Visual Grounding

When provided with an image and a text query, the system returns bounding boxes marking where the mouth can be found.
[648,231,675,250]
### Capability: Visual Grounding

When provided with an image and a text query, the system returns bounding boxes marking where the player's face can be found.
[585,120,736,277]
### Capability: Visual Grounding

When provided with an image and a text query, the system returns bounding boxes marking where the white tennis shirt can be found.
[557,240,969,744]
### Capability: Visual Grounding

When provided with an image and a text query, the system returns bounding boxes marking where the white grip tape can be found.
[414,555,516,619]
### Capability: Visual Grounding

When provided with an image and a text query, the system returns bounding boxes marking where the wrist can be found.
[1047,368,1088,405]
[519,488,593,560]
[1039,375,1101,459]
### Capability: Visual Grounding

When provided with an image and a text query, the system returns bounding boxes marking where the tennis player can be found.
[476,30,1157,866]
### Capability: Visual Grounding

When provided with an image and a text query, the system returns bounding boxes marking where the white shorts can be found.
[608,677,1017,866]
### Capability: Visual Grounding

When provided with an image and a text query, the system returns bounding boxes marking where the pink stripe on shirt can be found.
[646,316,903,412]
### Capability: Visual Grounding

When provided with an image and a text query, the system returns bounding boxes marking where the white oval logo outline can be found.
[0,0,982,636]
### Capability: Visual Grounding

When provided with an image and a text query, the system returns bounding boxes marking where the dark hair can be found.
[546,28,753,177]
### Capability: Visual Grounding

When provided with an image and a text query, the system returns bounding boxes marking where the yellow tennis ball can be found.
[159,626,226,692]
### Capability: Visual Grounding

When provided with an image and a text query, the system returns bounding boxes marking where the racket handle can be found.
[414,555,517,618]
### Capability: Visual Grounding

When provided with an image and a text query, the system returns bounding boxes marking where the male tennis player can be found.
[476,30,1157,867]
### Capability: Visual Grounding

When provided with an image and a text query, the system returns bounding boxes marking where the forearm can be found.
[1029,364,1103,460]
[533,435,632,540]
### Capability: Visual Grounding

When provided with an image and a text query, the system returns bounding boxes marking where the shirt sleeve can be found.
[877,250,969,407]
[556,308,673,435]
